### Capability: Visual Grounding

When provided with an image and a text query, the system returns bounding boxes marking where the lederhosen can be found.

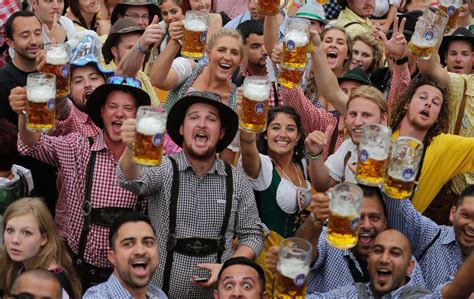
[161,157,233,294]
[70,137,145,290]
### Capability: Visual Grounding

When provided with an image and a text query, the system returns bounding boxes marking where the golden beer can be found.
[407,41,434,60]
[274,259,309,299]
[439,5,461,32]
[356,147,389,186]
[26,86,56,132]
[44,44,70,98]
[133,116,166,166]
[240,76,270,133]
[282,32,309,70]
[327,212,359,249]
[181,14,207,59]
[383,174,416,200]
[278,68,303,88]
[256,0,280,15]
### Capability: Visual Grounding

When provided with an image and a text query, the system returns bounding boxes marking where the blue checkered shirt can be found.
[307,279,432,298]
[224,11,286,42]
[308,227,426,293]
[323,0,342,20]
[83,273,168,299]
[383,194,467,291]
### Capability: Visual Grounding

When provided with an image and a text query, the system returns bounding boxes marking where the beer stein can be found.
[134,106,167,166]
[26,73,56,132]
[408,7,448,60]
[240,76,270,133]
[282,17,311,70]
[278,64,305,89]
[256,0,288,16]
[383,137,423,200]
[355,124,392,186]
[327,183,363,250]
[44,42,70,98]
[438,0,463,32]
[273,237,312,299]
[181,11,208,59]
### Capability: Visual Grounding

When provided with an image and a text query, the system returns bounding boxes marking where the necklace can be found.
[273,160,306,211]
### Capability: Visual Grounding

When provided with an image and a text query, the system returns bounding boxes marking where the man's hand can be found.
[120,118,136,148]
[139,15,165,49]
[9,87,28,115]
[376,16,407,59]
[235,87,243,117]
[309,29,322,53]
[193,263,223,288]
[310,193,330,224]
[271,44,283,64]
[265,246,280,273]
[43,13,66,43]
[305,125,333,156]
[35,49,45,72]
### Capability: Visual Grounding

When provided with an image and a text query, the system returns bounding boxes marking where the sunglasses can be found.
[107,76,142,89]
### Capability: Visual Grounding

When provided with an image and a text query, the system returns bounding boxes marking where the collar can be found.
[440,227,457,245]
[342,7,372,25]
[106,274,134,298]
[365,277,414,298]
[90,131,108,152]
[174,151,227,176]
[67,98,92,126]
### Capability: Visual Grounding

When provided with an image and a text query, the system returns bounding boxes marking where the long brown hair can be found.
[390,77,449,145]
[0,198,82,298]
[352,32,384,74]
[69,0,98,30]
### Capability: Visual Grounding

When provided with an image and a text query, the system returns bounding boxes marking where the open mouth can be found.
[219,63,232,71]
[111,120,123,134]
[419,109,430,119]
[275,140,290,147]
[376,268,392,281]
[131,260,149,276]
[358,232,373,246]
[194,132,209,145]
[327,50,338,60]
[452,66,464,73]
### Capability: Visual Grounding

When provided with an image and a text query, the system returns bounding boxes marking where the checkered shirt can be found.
[214,0,249,19]
[281,86,344,160]
[18,132,141,268]
[0,0,20,68]
[308,227,426,293]
[323,0,342,20]
[83,273,168,299]
[383,194,467,291]
[240,67,280,108]
[225,11,286,43]
[308,279,432,298]
[117,151,268,298]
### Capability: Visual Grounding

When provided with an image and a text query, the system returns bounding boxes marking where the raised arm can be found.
[263,15,281,57]
[416,31,450,88]
[118,118,141,180]
[239,129,261,179]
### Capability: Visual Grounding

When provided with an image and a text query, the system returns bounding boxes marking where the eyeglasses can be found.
[187,91,222,102]
[124,13,150,21]
[107,76,142,89]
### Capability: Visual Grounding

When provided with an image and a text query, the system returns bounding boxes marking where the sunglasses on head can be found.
[107,76,142,89]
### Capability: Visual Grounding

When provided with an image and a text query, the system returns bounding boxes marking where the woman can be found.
[181,0,230,34]
[239,106,311,294]
[350,32,384,76]
[158,0,185,54]
[66,0,110,35]
[0,198,81,298]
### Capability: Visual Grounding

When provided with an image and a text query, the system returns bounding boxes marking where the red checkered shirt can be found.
[18,132,141,268]
[214,0,249,20]
[0,0,21,68]
[241,67,280,108]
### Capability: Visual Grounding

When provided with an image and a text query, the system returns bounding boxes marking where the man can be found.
[11,269,62,299]
[335,0,375,38]
[84,212,167,298]
[110,0,160,28]
[214,257,267,299]
[438,27,473,75]
[384,184,474,291]
[307,230,430,298]
[11,76,151,289]
[295,2,329,33]
[117,91,268,297]
[31,0,75,44]
[306,83,388,191]
[0,0,21,68]
[266,185,425,293]
[102,18,160,106]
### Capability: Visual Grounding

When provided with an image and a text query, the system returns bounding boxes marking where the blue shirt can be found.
[383,194,467,291]
[308,227,426,293]
[224,11,286,42]
[83,273,168,299]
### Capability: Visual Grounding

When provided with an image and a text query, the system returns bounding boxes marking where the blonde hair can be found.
[347,85,390,121]
[206,28,244,59]
[0,198,82,298]
[352,32,384,74]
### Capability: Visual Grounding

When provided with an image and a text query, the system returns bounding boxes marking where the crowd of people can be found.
[0,0,473,298]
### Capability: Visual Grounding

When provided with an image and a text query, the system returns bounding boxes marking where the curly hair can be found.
[352,32,384,74]
[390,77,449,146]
[256,106,306,162]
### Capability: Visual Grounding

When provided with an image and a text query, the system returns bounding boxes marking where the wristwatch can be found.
[136,40,148,54]
[394,56,408,65]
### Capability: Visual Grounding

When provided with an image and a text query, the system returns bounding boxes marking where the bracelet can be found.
[307,152,322,161]
[394,56,408,65]
[310,212,328,227]
[136,40,148,54]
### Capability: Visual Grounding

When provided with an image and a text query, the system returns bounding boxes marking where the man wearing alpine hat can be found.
[117,91,268,298]
[295,2,329,33]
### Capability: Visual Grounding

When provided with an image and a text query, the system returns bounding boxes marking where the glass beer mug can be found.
[240,76,270,133]
[327,183,363,250]
[355,124,392,186]
[281,17,311,70]
[278,68,304,89]
[134,106,167,166]
[383,137,423,200]
[181,10,208,59]
[44,42,70,98]
[273,237,312,299]
[408,7,448,60]
[26,73,56,132]
[256,0,288,16]
[439,0,463,32]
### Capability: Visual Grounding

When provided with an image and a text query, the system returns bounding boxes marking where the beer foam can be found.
[243,83,269,102]
[46,48,68,65]
[361,146,388,161]
[27,86,55,103]
[136,117,166,135]
[277,257,310,279]
[284,31,309,47]
[184,19,208,31]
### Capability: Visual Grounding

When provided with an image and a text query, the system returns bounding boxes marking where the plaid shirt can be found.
[225,11,286,43]
[18,132,141,268]
[383,194,467,291]
[83,273,168,299]
[0,0,20,68]
[308,227,426,293]
[214,0,248,19]
[324,0,342,20]
[117,151,268,298]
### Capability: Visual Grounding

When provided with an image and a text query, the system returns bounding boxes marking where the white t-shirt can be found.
[324,138,358,183]
[372,0,402,18]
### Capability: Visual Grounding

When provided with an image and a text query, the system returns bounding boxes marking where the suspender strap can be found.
[217,163,233,263]
[453,80,468,135]
[344,21,362,28]
[327,117,340,156]
[341,151,352,182]
[162,157,180,294]
[346,255,370,283]
[77,137,96,259]
[273,81,280,107]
